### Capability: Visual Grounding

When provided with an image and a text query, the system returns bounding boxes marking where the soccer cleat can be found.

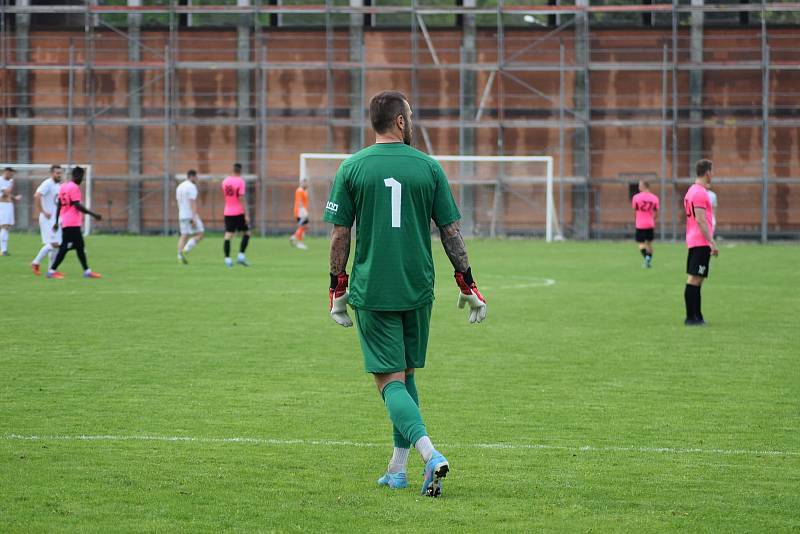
[224,257,234,267]
[684,318,706,327]
[179,253,188,265]
[377,471,408,490]
[296,241,308,250]
[47,271,65,279]
[1,251,9,256]
[84,271,102,279]
[237,257,250,267]
[289,235,298,248]
[31,263,41,276]
[420,453,449,497]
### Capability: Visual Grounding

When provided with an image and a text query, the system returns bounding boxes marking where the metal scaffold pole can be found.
[660,41,668,242]
[760,12,769,243]
[670,0,679,242]
[258,44,268,236]
[67,42,75,169]
[163,44,170,236]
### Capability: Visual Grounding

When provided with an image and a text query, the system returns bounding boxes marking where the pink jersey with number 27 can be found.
[222,176,245,216]
[684,183,714,248]
[58,181,83,228]
[632,191,659,229]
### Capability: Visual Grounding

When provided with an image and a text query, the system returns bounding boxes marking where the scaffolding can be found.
[1,2,799,240]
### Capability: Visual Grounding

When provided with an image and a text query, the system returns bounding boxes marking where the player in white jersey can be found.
[0,167,22,256]
[30,165,64,275]
[706,187,717,238]
[176,169,205,264]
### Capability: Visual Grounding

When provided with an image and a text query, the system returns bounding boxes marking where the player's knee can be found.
[195,233,204,241]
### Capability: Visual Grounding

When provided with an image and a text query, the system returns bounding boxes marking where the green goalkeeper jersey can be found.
[323,142,461,311]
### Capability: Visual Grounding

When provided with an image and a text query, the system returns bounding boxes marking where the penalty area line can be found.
[2,434,797,457]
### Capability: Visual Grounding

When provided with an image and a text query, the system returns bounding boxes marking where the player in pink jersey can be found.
[48,166,103,279]
[221,163,251,267]
[631,180,660,268]
[682,159,718,326]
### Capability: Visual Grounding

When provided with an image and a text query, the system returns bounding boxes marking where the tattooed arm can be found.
[329,224,352,274]
[438,221,470,273]
[328,224,353,327]
[440,220,487,323]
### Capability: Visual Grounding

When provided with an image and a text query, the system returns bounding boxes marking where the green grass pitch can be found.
[1,233,798,532]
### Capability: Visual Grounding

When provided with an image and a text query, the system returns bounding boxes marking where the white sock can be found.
[49,247,58,267]
[33,244,52,265]
[84,268,92,275]
[414,436,435,463]
[183,238,197,254]
[0,228,8,252]
[387,447,410,474]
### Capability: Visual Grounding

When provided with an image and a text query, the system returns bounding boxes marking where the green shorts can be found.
[353,304,432,374]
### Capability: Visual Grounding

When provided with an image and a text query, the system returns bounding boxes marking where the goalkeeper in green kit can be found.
[324,90,487,498]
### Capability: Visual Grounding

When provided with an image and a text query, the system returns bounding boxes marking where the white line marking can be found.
[2,434,796,457]
[482,277,556,291]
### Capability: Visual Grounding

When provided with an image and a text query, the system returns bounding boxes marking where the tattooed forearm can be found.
[329,224,352,274]
[439,221,470,272]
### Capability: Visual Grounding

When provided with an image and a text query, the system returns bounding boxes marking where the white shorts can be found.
[39,213,62,245]
[0,202,13,226]
[179,217,204,236]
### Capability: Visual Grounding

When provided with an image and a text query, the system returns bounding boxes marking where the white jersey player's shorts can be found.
[0,202,14,226]
[39,213,62,245]
[179,217,204,236]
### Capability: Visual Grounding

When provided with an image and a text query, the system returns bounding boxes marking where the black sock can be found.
[240,234,249,254]
[640,248,647,258]
[51,243,68,271]
[684,284,696,320]
[224,239,231,258]
[696,287,703,321]
[647,250,653,259]
[76,246,89,271]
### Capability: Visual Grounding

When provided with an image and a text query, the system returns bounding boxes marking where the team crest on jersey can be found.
[326,201,339,213]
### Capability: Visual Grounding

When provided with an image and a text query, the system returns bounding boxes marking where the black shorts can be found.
[224,214,249,233]
[61,226,84,249]
[635,228,654,243]
[686,246,711,277]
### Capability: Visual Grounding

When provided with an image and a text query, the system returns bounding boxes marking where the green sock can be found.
[392,374,420,448]
[383,380,427,447]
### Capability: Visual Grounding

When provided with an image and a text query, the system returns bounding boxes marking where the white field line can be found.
[2,434,797,457]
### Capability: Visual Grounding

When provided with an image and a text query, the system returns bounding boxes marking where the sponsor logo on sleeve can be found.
[326,201,339,213]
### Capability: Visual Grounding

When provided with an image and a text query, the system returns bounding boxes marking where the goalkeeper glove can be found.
[454,267,487,324]
[329,272,353,327]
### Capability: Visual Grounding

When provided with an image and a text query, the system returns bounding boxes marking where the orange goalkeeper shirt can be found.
[294,187,308,217]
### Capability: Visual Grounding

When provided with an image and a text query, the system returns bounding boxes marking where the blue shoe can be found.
[224,257,233,268]
[377,471,408,489]
[420,453,449,497]
[236,257,250,267]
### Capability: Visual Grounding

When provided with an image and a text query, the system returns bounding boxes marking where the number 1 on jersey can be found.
[384,177,402,228]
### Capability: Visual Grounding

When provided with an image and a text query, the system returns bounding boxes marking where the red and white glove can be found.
[329,272,353,327]
[455,268,487,324]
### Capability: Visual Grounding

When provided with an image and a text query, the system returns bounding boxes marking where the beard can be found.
[403,125,413,146]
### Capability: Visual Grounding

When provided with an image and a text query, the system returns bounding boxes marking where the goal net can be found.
[299,153,561,241]
[0,163,95,235]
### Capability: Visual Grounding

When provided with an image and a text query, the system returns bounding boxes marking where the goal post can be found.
[299,153,561,241]
[0,163,94,235]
